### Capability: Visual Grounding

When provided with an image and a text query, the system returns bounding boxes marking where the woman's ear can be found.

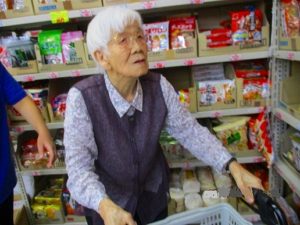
[94,50,111,70]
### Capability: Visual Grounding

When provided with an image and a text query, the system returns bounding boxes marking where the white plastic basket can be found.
[148,203,253,225]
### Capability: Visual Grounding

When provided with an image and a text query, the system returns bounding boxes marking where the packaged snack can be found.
[185,193,203,210]
[61,31,83,64]
[203,28,232,41]
[192,63,225,82]
[281,0,300,37]
[242,78,271,100]
[51,93,67,120]
[290,132,300,171]
[181,169,201,194]
[233,61,268,78]
[169,16,196,49]
[38,30,63,65]
[231,7,263,44]
[143,21,169,52]
[213,116,250,152]
[62,188,85,216]
[178,89,190,108]
[197,80,235,106]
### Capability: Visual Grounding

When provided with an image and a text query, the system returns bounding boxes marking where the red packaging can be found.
[243,78,270,100]
[281,0,300,37]
[233,61,268,78]
[169,16,196,49]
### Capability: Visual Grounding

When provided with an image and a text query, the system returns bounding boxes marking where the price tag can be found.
[32,171,41,176]
[154,62,166,68]
[13,126,24,133]
[287,52,295,60]
[71,70,81,77]
[191,0,205,4]
[48,72,59,79]
[212,111,221,118]
[258,106,265,113]
[230,54,242,61]
[184,161,191,169]
[184,59,196,66]
[143,0,156,9]
[254,157,264,163]
[50,11,69,24]
[275,112,282,120]
[23,75,35,82]
[80,9,93,17]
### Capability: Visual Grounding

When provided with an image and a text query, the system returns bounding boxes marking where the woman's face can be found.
[106,21,148,78]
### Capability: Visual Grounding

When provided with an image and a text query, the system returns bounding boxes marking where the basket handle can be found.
[240,188,288,225]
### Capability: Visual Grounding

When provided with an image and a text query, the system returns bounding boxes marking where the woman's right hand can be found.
[99,198,137,225]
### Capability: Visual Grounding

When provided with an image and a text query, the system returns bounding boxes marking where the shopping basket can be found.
[149,188,288,225]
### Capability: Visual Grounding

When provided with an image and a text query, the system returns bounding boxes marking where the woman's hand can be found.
[99,198,137,225]
[37,130,56,168]
[229,161,264,204]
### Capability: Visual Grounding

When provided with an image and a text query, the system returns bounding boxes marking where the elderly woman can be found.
[64,6,263,225]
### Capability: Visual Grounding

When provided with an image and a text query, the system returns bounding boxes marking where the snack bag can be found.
[51,93,67,120]
[38,30,63,64]
[178,89,190,108]
[169,16,196,49]
[242,78,271,100]
[233,61,268,78]
[281,0,300,37]
[143,21,169,52]
[61,31,83,64]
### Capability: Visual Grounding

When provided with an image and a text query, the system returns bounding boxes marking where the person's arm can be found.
[13,96,55,168]
[64,88,136,225]
[160,75,263,203]
[0,63,55,167]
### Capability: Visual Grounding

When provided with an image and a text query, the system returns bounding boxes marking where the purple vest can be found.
[74,72,169,225]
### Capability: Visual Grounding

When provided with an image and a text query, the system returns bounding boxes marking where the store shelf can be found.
[274,50,300,61]
[193,107,265,118]
[10,107,266,132]
[274,107,300,131]
[274,159,300,197]
[18,167,67,176]
[14,51,270,83]
[168,150,265,169]
[0,0,253,27]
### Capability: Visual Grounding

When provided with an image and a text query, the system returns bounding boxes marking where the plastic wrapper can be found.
[197,80,235,106]
[233,61,268,78]
[242,78,271,100]
[213,116,250,152]
[51,93,67,120]
[202,190,220,207]
[61,31,83,64]
[169,188,185,213]
[143,21,169,52]
[197,167,216,191]
[185,193,203,210]
[192,63,225,82]
[170,16,196,49]
[178,89,191,108]
[62,188,85,216]
[281,0,300,37]
[181,169,201,194]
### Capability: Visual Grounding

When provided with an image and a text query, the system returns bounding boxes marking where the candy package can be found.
[143,21,169,52]
[242,78,271,100]
[61,31,83,64]
[233,61,268,78]
[51,93,67,120]
[197,80,235,106]
[281,0,300,37]
[178,89,191,108]
[38,30,63,65]
[169,16,196,49]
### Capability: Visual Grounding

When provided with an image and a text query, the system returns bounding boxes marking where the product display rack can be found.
[3,0,287,224]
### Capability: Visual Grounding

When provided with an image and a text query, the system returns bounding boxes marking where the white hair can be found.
[87,6,143,61]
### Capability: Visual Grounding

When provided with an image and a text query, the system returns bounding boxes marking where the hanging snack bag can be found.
[281,0,300,37]
[143,21,169,52]
[169,16,196,49]
[38,30,63,65]
[61,31,83,64]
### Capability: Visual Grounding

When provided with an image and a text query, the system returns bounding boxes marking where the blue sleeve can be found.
[0,63,26,105]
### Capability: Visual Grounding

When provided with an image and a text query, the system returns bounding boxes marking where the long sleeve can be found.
[64,87,107,212]
[160,75,232,173]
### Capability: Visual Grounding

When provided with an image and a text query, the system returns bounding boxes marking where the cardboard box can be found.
[83,42,96,68]
[197,2,269,57]
[0,0,34,19]
[163,67,197,113]
[102,0,139,6]
[195,65,236,112]
[14,206,29,225]
[147,34,197,62]
[280,74,300,120]
[32,0,102,14]
[6,60,38,76]
[36,41,88,72]
[225,64,270,108]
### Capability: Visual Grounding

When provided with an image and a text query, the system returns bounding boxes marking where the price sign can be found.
[191,0,205,4]
[275,112,282,120]
[50,11,69,24]
[287,52,295,60]
[143,0,156,9]
[48,72,59,79]
[23,75,35,82]
[184,59,196,66]
[212,111,221,118]
[71,70,81,77]
[154,62,166,68]
[32,171,41,176]
[230,54,242,61]
[80,9,93,17]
